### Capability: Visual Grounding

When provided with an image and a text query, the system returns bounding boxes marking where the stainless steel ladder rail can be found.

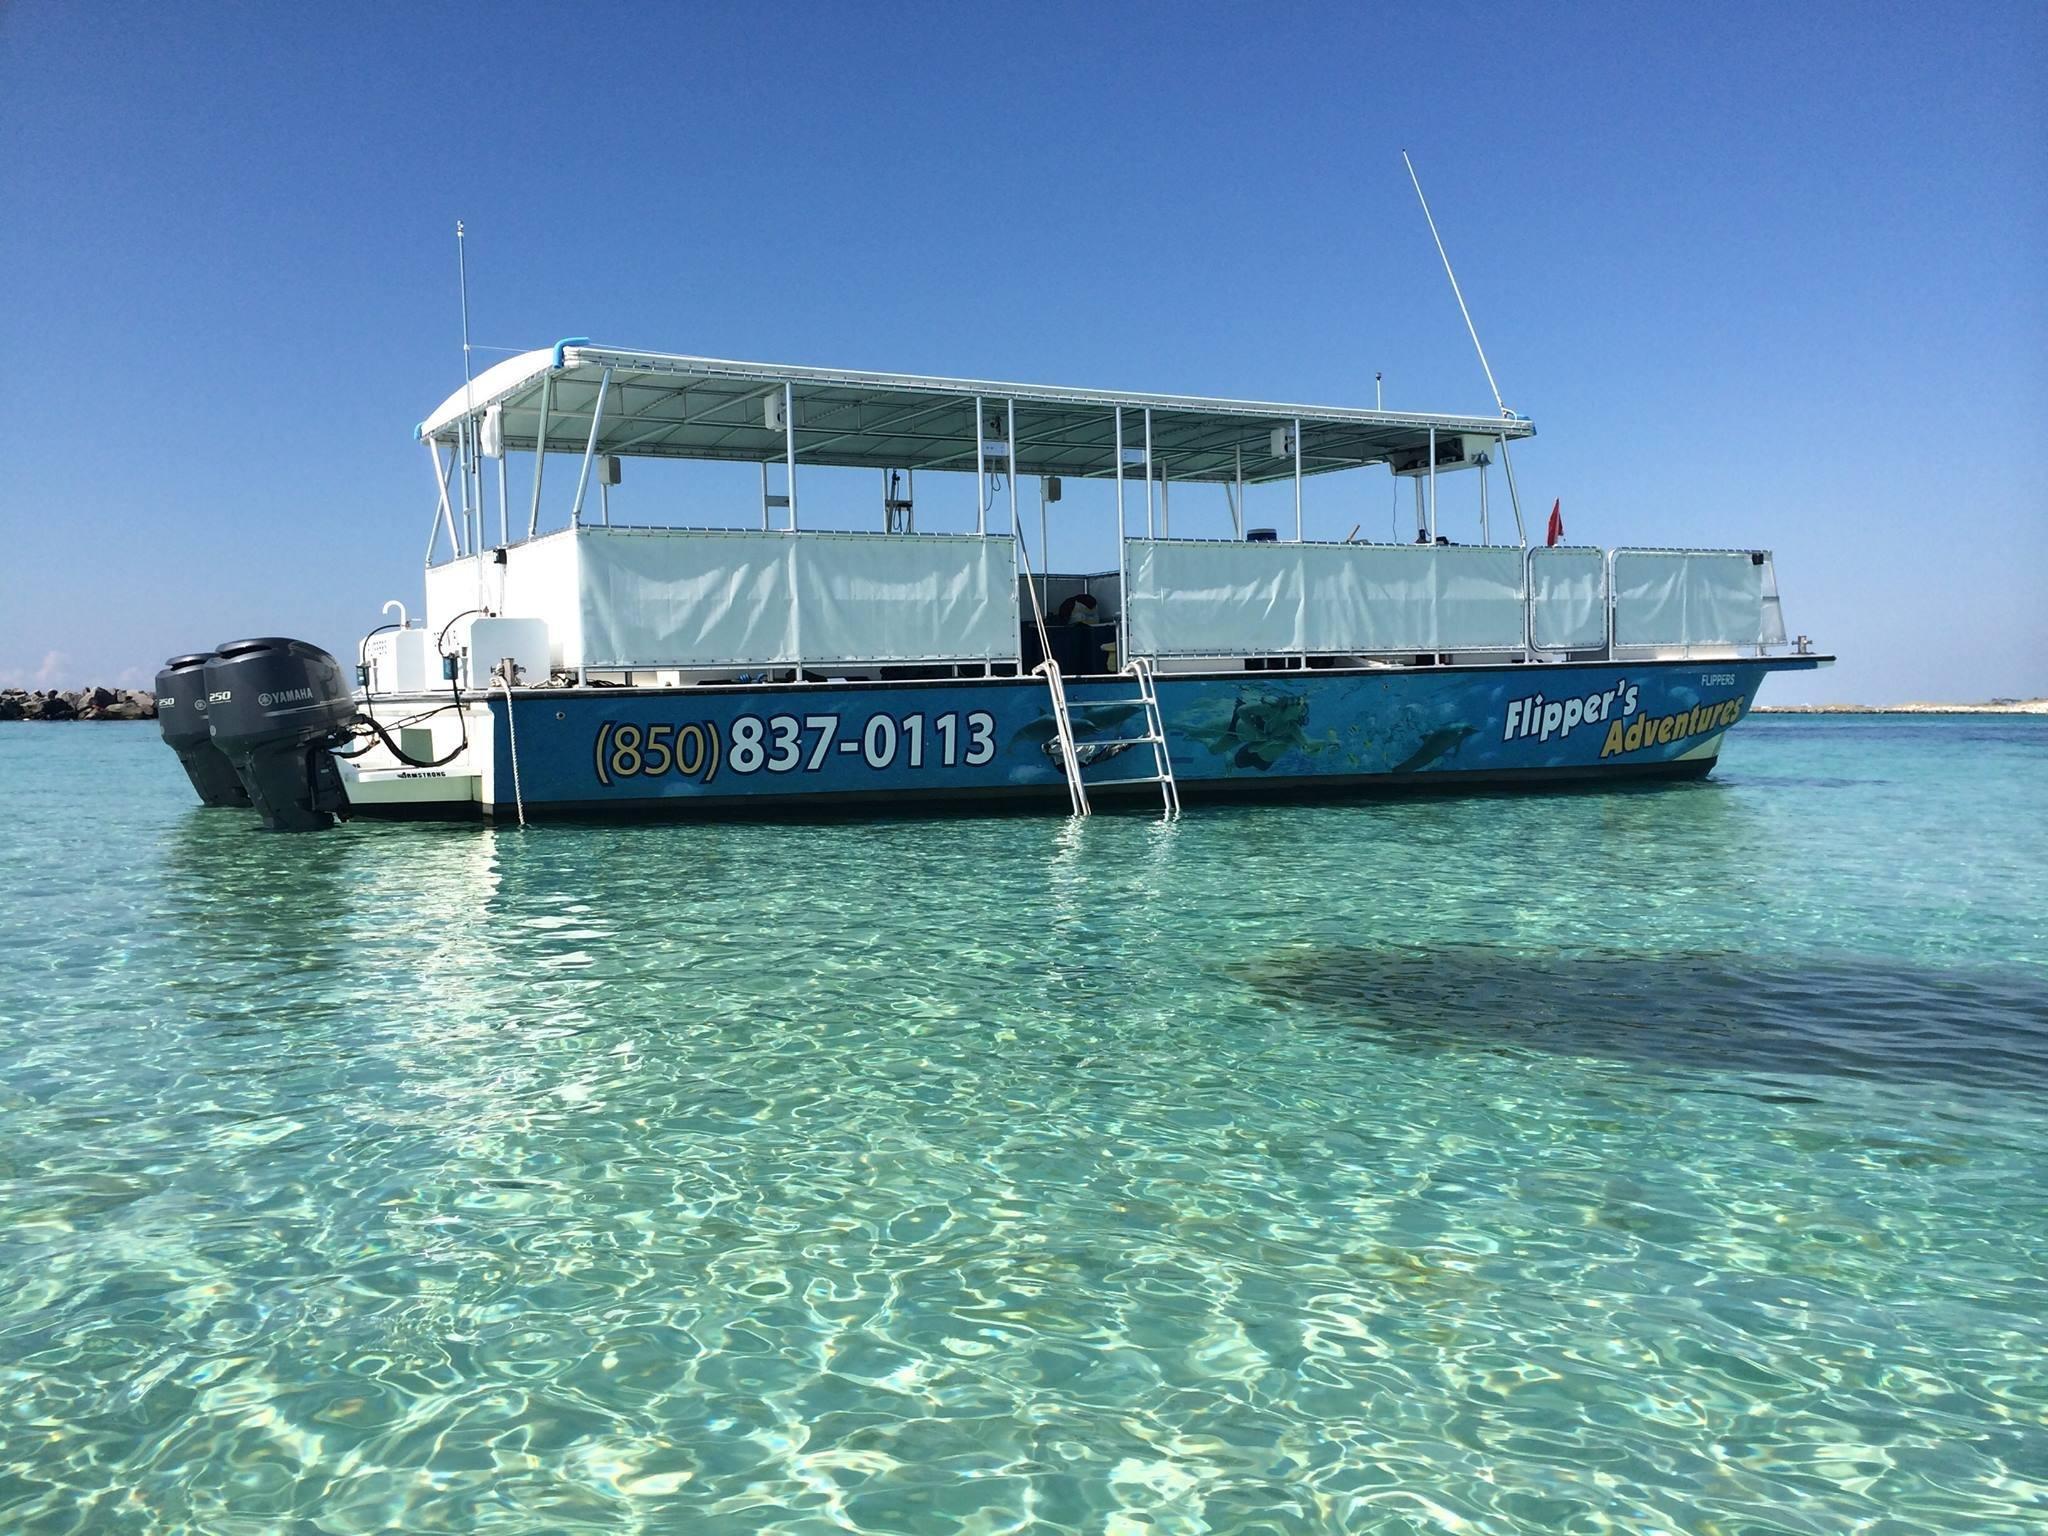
[1055,659,1181,819]
[1033,658,1091,817]
[1122,658,1181,818]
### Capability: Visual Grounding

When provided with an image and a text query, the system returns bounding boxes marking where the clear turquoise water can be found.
[2,717,2045,1534]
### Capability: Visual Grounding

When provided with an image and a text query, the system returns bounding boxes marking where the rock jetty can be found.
[0,687,158,722]
[1754,699,2048,716]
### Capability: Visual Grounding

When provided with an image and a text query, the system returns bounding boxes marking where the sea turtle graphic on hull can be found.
[1180,687,1319,771]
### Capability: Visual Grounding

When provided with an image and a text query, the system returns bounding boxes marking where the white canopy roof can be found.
[419,343,1533,485]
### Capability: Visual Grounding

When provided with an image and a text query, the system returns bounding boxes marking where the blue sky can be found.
[3,1,2042,703]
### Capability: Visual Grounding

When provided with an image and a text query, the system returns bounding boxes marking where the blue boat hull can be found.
[430,655,1827,819]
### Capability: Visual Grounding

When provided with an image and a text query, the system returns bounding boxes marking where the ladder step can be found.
[1041,657,1179,819]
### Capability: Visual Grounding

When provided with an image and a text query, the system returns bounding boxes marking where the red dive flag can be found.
[1545,499,1564,547]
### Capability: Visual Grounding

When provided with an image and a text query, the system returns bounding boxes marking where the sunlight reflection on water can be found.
[1,720,2045,1532]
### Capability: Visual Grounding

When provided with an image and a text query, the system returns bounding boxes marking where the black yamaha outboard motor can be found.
[155,652,251,808]
[203,638,357,831]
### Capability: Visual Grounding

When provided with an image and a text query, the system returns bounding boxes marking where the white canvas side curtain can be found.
[1527,546,1609,650]
[1611,548,1775,649]
[1123,540,1527,656]
[422,527,1020,671]
[577,528,1020,669]
[1124,540,1782,658]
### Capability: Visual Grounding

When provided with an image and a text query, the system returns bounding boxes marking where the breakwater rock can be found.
[0,687,157,722]
[1754,699,2048,715]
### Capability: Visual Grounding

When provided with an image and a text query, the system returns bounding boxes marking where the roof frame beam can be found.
[797,394,968,459]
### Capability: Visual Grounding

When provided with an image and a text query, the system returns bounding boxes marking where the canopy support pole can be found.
[782,380,797,530]
[474,421,487,554]
[527,370,553,539]
[1161,461,1170,537]
[1143,408,1154,538]
[1039,477,1049,577]
[1233,445,1244,538]
[457,416,471,546]
[1115,403,1129,662]
[1293,418,1303,542]
[571,366,614,526]
[1479,456,1490,546]
[974,395,985,534]
[1114,405,1125,532]
[760,461,770,530]
[1427,426,1438,542]
[496,454,509,547]
[1006,398,1019,545]
[469,418,485,555]
[1498,433,1527,546]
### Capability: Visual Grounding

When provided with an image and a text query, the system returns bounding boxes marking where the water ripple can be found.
[0,720,2045,1532]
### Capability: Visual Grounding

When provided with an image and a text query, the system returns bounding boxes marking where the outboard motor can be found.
[203,638,357,831]
[155,652,251,808]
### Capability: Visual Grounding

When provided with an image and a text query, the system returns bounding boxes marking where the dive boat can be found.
[156,342,1829,829]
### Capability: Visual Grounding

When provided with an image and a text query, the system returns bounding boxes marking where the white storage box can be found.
[363,626,436,693]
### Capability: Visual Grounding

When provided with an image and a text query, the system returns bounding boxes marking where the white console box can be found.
[363,626,436,693]
[464,617,552,687]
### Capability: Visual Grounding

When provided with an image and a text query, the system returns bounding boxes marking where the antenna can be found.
[455,221,478,531]
[1402,151,1508,418]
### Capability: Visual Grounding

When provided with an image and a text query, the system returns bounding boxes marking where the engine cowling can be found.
[203,638,357,831]
[155,652,251,808]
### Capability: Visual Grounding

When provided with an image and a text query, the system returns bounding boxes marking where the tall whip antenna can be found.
[1402,151,1509,418]
[455,220,478,526]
